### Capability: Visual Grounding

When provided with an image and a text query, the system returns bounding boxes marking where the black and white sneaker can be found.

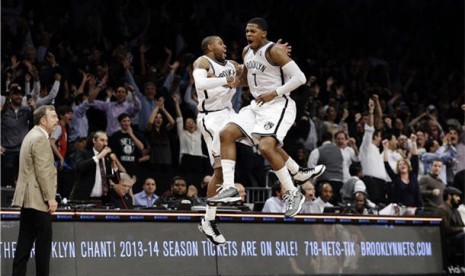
[292,165,326,182]
[198,218,226,245]
[206,186,242,205]
[283,188,305,218]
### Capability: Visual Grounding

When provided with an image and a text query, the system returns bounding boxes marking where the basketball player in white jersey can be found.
[194,35,325,245]
[208,18,325,219]
[193,36,240,245]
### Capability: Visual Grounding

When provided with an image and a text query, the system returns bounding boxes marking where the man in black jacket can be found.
[435,186,464,262]
[154,176,194,210]
[70,131,116,203]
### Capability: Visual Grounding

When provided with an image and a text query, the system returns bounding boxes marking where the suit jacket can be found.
[12,126,57,212]
[436,203,465,237]
[70,149,112,200]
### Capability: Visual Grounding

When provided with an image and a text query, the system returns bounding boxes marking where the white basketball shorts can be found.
[229,95,296,146]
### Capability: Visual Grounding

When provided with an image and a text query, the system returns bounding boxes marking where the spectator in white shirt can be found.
[335,131,359,183]
[300,180,319,214]
[359,97,388,205]
[312,182,334,213]
[262,181,286,213]
[382,130,403,174]
[173,94,206,175]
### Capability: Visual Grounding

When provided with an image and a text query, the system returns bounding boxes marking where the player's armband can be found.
[193,69,228,90]
[275,61,306,97]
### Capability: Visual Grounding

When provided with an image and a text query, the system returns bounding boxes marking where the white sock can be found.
[285,157,299,175]
[221,159,235,188]
[205,205,217,221]
[275,166,296,191]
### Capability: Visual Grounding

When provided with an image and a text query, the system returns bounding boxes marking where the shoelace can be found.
[283,191,295,210]
[292,168,307,176]
[209,221,221,236]
[300,167,316,173]
[292,167,316,177]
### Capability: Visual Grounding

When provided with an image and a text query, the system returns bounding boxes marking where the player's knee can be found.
[220,124,239,143]
[219,129,231,143]
[258,140,275,157]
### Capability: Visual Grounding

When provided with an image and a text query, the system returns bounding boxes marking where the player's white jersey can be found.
[196,55,236,113]
[244,42,284,98]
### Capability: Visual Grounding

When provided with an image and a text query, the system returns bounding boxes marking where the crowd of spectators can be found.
[1,0,464,263]
[1,1,463,203]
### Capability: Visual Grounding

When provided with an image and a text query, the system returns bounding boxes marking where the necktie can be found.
[99,158,109,196]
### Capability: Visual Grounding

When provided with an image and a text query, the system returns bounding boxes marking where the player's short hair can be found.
[248,17,268,31]
[201,36,218,53]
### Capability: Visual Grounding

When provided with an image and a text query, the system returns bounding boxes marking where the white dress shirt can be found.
[262,197,286,213]
[340,146,359,183]
[90,148,105,197]
[313,197,334,213]
[359,125,387,180]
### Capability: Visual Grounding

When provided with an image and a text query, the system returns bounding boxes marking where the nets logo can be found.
[120,138,135,155]
[264,122,274,130]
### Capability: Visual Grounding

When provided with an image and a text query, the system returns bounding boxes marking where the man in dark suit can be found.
[435,186,464,261]
[70,131,115,202]
[107,173,136,209]
[11,105,58,276]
